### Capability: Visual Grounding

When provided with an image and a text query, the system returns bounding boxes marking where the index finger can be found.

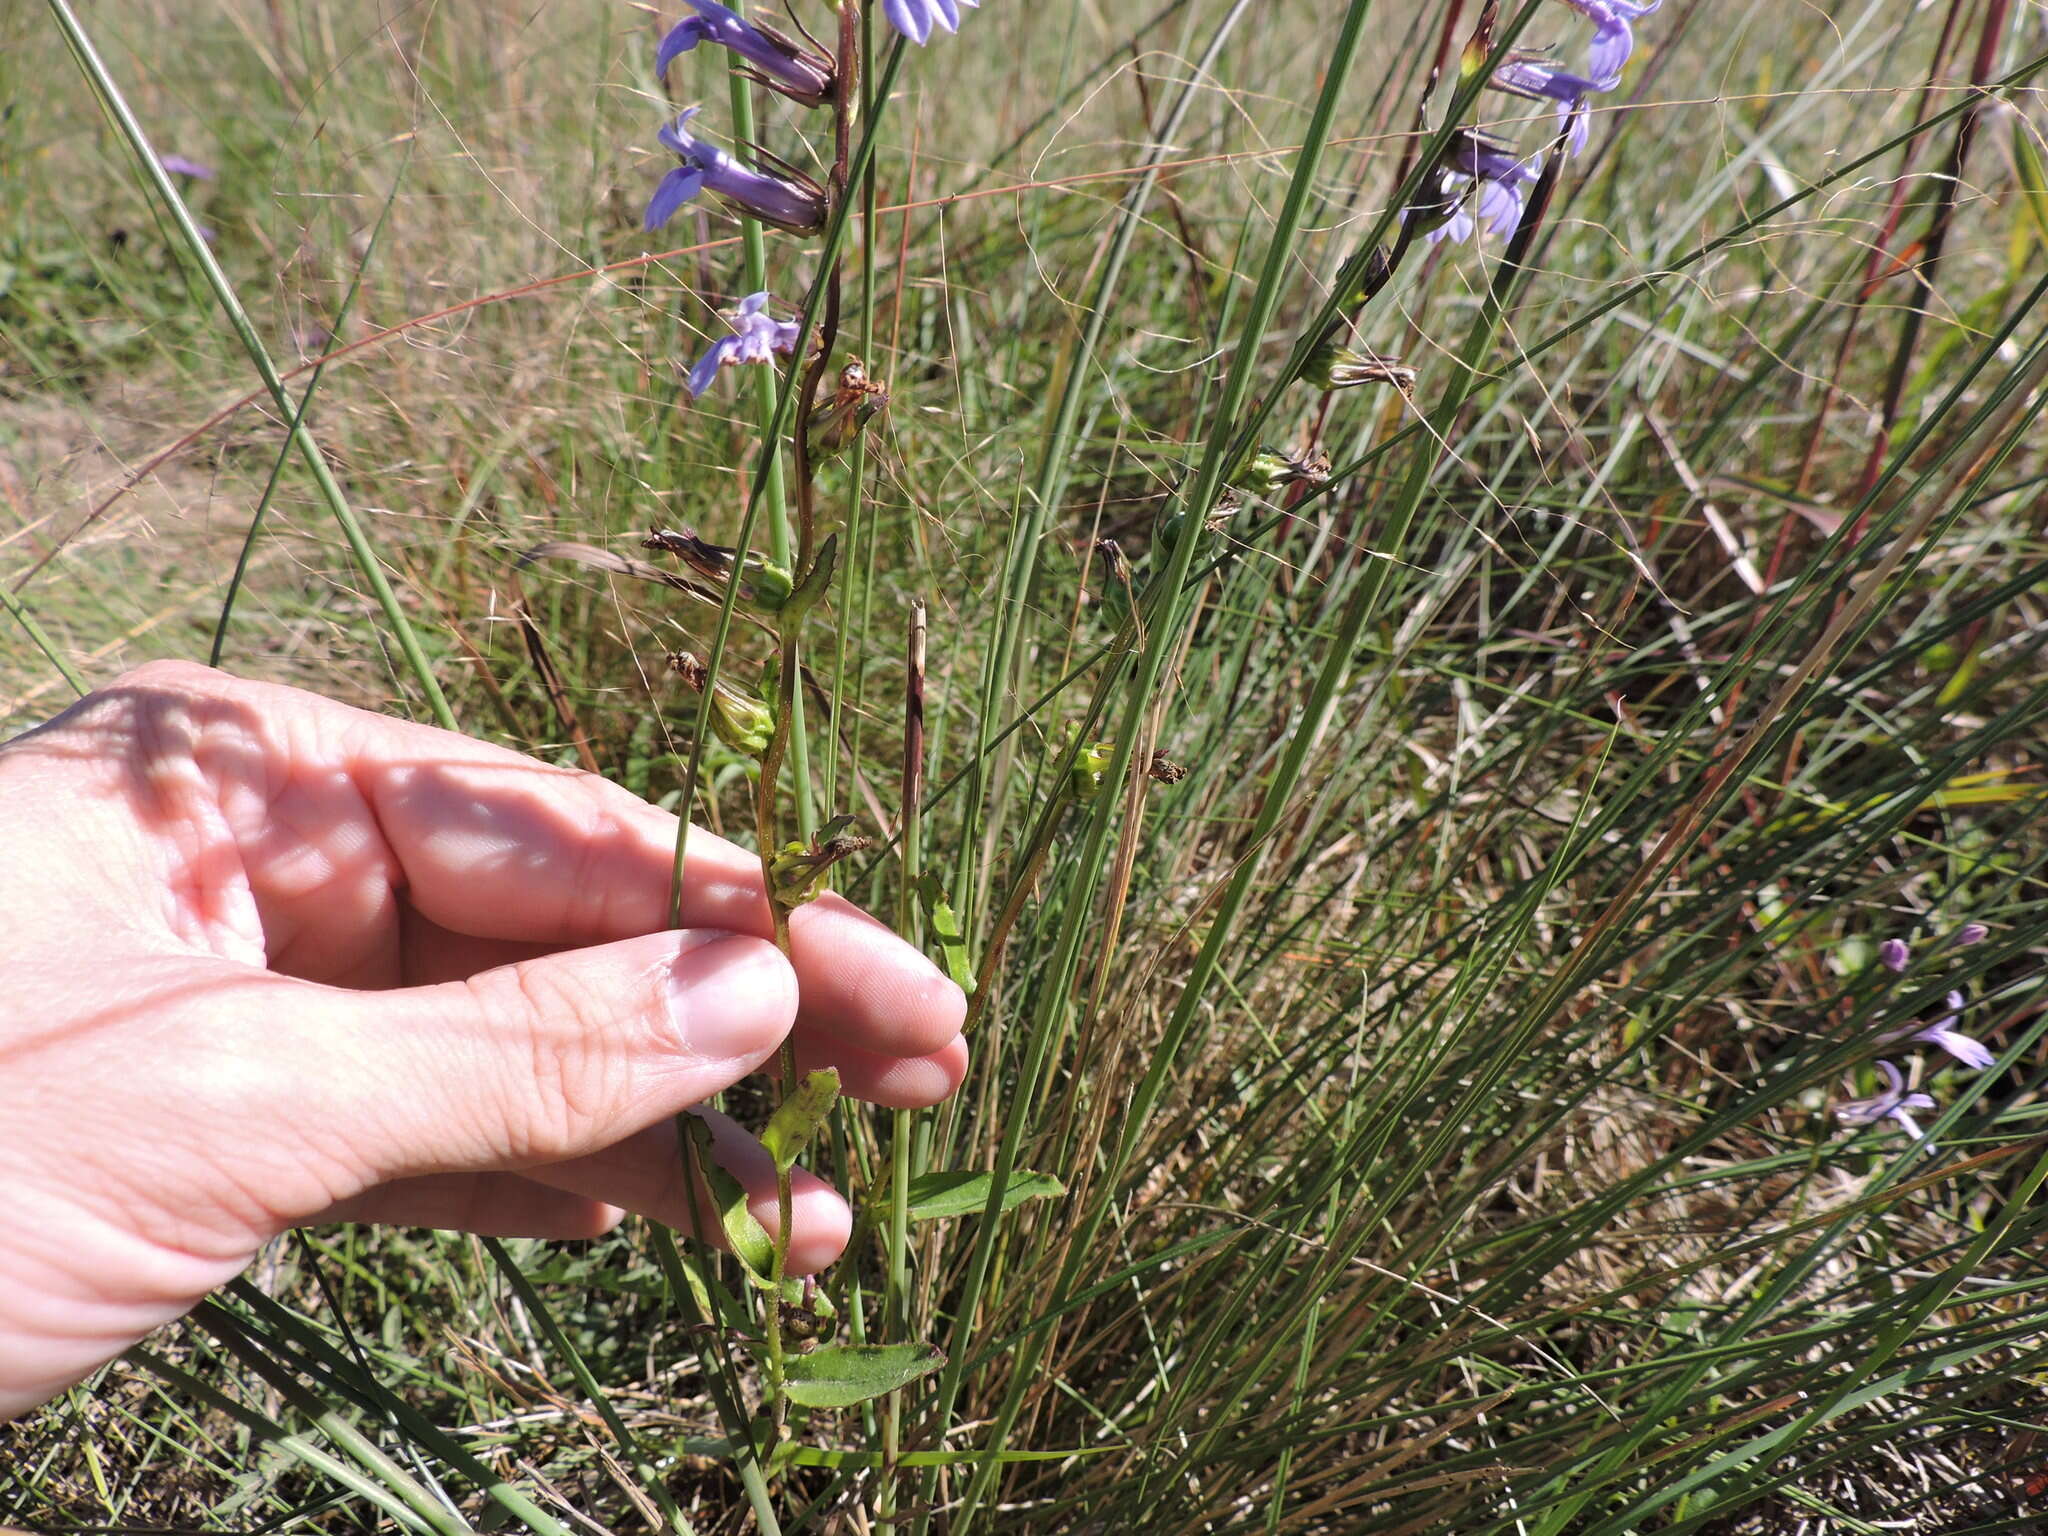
[128,663,966,1060]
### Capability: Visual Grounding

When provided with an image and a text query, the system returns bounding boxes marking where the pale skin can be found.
[0,661,969,1420]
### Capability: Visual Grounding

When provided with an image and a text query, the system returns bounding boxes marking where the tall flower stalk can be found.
[627,0,943,1459]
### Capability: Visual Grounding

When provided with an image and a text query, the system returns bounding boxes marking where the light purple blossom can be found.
[1451,137,1540,188]
[1434,201,1476,246]
[1875,924,1996,1068]
[1473,174,1529,237]
[686,291,800,397]
[1560,0,1661,84]
[656,1,834,108]
[1494,56,1611,157]
[882,0,979,46]
[1913,990,1995,1070]
[159,153,215,180]
[645,107,827,234]
[1426,138,1539,244]
[1835,1060,1936,1140]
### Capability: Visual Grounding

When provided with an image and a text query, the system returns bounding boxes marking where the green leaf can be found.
[782,1343,944,1409]
[782,531,839,621]
[915,871,976,994]
[682,1115,775,1280]
[761,1069,840,1174]
[903,1169,1065,1223]
[2010,116,2048,258]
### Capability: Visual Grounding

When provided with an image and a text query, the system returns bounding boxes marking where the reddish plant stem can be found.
[1847,0,2012,535]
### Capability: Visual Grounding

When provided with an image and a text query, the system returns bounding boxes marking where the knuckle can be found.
[470,962,637,1162]
[113,658,227,696]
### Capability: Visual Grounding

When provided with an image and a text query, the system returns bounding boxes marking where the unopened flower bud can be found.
[1157,489,1242,552]
[645,527,794,611]
[1095,538,1130,585]
[768,814,871,904]
[1303,339,1417,395]
[1067,739,1117,803]
[1460,32,1492,82]
[669,650,775,756]
[1339,245,1394,309]
[1232,445,1331,495]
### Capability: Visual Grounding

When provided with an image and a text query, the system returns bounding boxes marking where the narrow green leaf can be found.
[760,1068,840,1173]
[915,871,977,993]
[782,1342,944,1409]
[782,530,839,621]
[684,1115,775,1279]
[904,1169,1065,1223]
[2009,116,2048,255]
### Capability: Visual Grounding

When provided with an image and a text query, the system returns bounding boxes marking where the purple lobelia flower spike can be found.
[656,0,835,108]
[645,108,828,234]
[686,291,801,397]
[1834,1060,1937,1140]
[882,0,979,46]
[1493,54,1612,157]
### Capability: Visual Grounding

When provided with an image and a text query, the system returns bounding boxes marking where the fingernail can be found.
[668,933,795,1061]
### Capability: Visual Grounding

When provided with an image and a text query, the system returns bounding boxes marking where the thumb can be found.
[290,929,795,1185]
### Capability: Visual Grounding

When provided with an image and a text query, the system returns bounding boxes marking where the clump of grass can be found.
[6,1,2048,1533]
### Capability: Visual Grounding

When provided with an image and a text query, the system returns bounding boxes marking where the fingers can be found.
[312,1175,625,1240]
[784,897,967,1060]
[524,1110,852,1275]
[314,1115,853,1274]
[284,928,797,1186]
[397,912,970,1109]
[794,1027,970,1109]
[99,662,965,1062]
[377,780,963,1058]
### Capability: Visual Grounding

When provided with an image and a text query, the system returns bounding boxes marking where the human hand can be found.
[0,661,968,1419]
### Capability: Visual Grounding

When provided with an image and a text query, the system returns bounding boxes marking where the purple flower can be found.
[645,108,828,235]
[158,153,215,180]
[1913,991,1995,1070]
[1450,136,1541,189]
[656,1,835,108]
[1493,56,1611,156]
[1835,1060,1936,1140]
[1425,137,1539,244]
[1953,923,1988,947]
[882,0,978,46]
[1473,174,1528,237]
[1434,200,1476,245]
[1560,0,1660,84]
[1878,938,1911,973]
[686,291,800,397]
